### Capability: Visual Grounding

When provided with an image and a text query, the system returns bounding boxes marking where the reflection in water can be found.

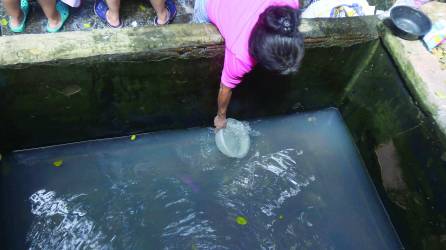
[5,109,401,249]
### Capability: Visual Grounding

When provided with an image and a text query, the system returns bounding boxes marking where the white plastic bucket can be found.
[215,118,250,158]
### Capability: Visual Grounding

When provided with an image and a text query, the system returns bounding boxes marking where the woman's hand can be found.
[214,114,227,130]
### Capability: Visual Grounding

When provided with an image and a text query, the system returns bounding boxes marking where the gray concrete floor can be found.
[0,0,194,35]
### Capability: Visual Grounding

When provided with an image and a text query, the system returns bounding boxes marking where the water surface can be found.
[1,108,401,249]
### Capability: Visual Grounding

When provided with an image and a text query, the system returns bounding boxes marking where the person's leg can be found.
[37,0,60,29]
[3,0,22,27]
[105,0,120,27]
[149,0,169,25]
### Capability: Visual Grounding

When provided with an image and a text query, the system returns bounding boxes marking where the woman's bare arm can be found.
[214,83,232,129]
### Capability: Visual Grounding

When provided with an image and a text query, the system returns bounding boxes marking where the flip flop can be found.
[46,1,70,33]
[153,0,177,26]
[94,0,123,28]
[8,0,29,33]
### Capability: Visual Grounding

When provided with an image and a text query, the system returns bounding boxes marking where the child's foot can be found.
[46,1,70,33]
[9,12,23,28]
[155,8,169,25]
[47,12,62,30]
[8,0,30,33]
[106,10,120,27]
[153,0,176,26]
[94,0,122,28]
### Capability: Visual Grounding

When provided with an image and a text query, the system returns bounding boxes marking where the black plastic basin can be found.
[390,6,432,40]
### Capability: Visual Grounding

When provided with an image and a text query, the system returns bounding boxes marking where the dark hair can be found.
[249,6,304,75]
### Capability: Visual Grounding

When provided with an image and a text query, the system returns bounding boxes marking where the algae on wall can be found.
[340,43,446,250]
[0,58,222,151]
[0,42,377,151]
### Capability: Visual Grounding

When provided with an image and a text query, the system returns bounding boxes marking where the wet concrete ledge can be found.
[0,16,379,68]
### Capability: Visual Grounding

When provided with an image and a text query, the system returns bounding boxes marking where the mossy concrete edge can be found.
[0,17,379,69]
[381,24,446,142]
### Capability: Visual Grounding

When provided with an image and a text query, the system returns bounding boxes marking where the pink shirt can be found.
[206,0,300,88]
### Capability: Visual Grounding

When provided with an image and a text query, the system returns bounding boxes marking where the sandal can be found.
[153,0,176,26]
[46,1,70,33]
[8,0,29,33]
[94,0,123,28]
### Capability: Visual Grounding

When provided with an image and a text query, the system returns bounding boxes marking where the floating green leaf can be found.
[53,160,63,167]
[236,216,247,225]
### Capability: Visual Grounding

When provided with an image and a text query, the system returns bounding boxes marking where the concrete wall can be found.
[0,39,378,150]
[341,42,446,250]
[0,17,379,68]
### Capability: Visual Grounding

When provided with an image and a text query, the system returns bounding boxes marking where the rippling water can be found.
[1,108,401,249]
